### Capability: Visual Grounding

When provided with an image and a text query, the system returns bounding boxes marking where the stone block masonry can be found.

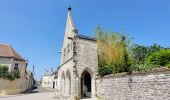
[96,71,170,100]
[0,78,31,96]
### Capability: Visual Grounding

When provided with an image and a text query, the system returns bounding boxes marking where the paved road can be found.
[0,86,58,100]
[31,85,56,93]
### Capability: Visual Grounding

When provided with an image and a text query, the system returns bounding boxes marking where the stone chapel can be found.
[57,7,98,99]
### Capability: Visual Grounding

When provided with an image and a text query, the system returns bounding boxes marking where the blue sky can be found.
[0,0,170,80]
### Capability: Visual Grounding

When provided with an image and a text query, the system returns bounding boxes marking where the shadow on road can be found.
[25,85,39,94]
[25,84,56,94]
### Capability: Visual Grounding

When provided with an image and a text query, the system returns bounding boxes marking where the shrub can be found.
[166,63,170,68]
[98,65,114,76]
[73,95,80,100]
[97,27,133,76]
[0,65,8,78]
[131,43,166,67]
[5,72,15,81]
[146,49,170,67]
[13,70,20,79]
[129,64,140,72]
[0,64,20,81]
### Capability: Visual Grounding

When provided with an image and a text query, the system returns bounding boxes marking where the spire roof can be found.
[68,6,71,11]
[67,6,76,29]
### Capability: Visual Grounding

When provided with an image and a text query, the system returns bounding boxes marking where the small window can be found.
[64,48,66,57]
[67,43,70,53]
[71,41,73,50]
[14,63,19,71]
[56,82,57,86]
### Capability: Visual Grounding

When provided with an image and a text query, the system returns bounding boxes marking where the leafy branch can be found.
[0,65,20,81]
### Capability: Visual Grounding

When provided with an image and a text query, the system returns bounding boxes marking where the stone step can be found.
[81,98,97,100]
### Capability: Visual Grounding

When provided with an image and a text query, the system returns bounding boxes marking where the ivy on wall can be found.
[0,65,20,81]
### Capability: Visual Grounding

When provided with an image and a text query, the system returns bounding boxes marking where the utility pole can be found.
[32,65,35,77]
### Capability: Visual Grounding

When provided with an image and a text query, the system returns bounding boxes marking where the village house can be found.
[0,44,34,96]
[57,7,98,99]
[41,71,58,89]
[53,71,58,89]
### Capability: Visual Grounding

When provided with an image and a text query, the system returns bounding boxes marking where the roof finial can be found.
[68,6,71,11]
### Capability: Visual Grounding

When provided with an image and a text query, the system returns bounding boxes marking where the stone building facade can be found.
[0,44,34,96]
[57,7,98,99]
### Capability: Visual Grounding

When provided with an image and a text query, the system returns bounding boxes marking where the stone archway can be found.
[81,70,92,98]
[61,72,65,94]
[66,69,71,96]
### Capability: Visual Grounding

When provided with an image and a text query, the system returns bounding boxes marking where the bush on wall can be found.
[0,65,8,78]
[0,65,20,81]
[131,43,166,66]
[96,27,170,76]
[145,49,170,67]
[166,63,170,68]
[98,65,114,76]
[96,27,133,76]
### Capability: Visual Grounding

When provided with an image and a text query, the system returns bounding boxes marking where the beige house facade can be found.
[57,7,98,99]
[42,72,58,89]
[42,74,53,88]
[0,44,34,96]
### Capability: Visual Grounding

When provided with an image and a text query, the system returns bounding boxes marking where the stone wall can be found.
[0,79,20,90]
[0,78,32,96]
[96,71,170,100]
[0,78,20,96]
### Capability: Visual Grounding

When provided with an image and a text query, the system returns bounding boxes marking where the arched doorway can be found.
[61,72,65,94]
[81,70,91,98]
[66,70,71,95]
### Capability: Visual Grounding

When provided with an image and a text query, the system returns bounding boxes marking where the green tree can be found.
[131,44,148,65]
[97,27,133,76]
[132,43,165,66]
[148,43,163,55]
[146,49,170,67]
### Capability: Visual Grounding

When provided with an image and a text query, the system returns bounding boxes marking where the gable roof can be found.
[78,34,97,41]
[0,44,25,61]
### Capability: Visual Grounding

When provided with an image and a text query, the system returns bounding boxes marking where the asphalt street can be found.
[0,86,57,100]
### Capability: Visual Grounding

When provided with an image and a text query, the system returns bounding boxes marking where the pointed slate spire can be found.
[67,6,76,29]
[63,6,77,40]
[60,6,77,65]
[68,6,71,11]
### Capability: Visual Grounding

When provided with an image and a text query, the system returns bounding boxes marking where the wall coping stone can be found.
[97,67,170,79]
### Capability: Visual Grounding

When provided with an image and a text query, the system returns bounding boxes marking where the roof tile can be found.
[0,44,25,60]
